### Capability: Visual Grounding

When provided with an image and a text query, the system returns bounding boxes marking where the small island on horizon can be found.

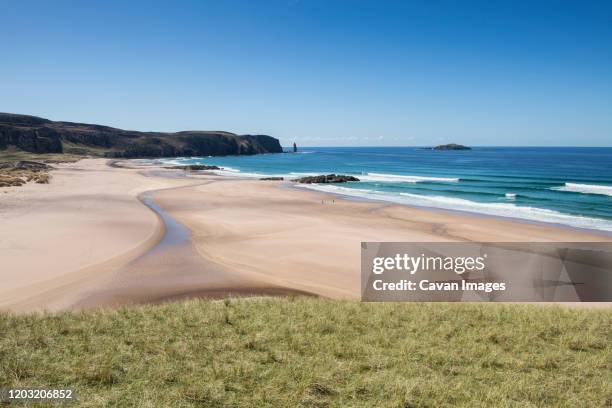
[420,143,472,150]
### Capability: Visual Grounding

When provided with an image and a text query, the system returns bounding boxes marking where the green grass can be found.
[0,147,84,164]
[1,299,610,407]
[59,141,122,157]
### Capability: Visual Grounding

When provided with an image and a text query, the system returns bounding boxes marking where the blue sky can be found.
[1,0,611,146]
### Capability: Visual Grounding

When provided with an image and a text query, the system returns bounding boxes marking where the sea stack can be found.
[293,142,297,153]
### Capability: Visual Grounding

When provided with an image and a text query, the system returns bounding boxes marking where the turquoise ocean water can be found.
[157,147,612,233]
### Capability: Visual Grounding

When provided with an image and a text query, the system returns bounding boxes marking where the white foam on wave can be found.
[553,183,612,197]
[157,159,271,179]
[297,184,612,232]
[295,184,374,195]
[505,193,516,200]
[396,193,612,231]
[154,158,184,166]
[208,168,270,178]
[220,166,240,173]
[288,172,320,177]
[359,172,459,183]
[159,163,323,180]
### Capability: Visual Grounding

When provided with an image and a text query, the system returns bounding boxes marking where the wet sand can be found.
[0,159,190,311]
[73,189,314,309]
[0,158,609,312]
[153,177,611,299]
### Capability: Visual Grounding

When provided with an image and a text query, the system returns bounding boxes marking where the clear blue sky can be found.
[1,0,611,146]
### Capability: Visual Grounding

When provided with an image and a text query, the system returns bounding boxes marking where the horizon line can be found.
[286,145,612,149]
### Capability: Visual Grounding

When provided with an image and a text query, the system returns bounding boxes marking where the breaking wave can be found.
[359,172,459,183]
[297,184,612,232]
[552,183,612,197]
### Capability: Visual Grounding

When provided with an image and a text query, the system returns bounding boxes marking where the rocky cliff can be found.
[0,113,283,158]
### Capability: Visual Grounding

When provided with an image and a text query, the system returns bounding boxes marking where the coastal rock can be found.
[293,174,360,184]
[0,113,283,158]
[433,143,471,150]
[166,165,221,171]
[260,177,284,181]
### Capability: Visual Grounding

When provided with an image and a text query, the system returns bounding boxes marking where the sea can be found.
[157,147,612,233]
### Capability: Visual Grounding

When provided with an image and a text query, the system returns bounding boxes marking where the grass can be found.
[0,169,50,187]
[0,147,84,164]
[0,147,83,187]
[59,141,122,157]
[1,299,610,407]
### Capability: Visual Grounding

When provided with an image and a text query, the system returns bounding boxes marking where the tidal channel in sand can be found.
[73,189,314,309]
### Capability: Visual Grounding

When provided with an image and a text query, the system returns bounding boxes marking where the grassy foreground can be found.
[1,299,610,407]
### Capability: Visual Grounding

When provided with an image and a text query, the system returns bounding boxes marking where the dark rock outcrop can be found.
[433,143,471,150]
[260,177,284,181]
[0,113,283,158]
[293,174,360,184]
[166,165,221,171]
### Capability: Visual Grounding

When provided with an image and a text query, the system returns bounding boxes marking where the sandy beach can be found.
[1,158,610,312]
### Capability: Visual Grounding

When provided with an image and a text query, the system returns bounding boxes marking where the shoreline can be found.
[131,157,612,240]
[1,158,610,312]
[150,170,610,299]
[288,182,612,239]
[152,148,612,235]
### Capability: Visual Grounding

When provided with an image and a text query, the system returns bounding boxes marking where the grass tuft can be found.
[0,299,610,407]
